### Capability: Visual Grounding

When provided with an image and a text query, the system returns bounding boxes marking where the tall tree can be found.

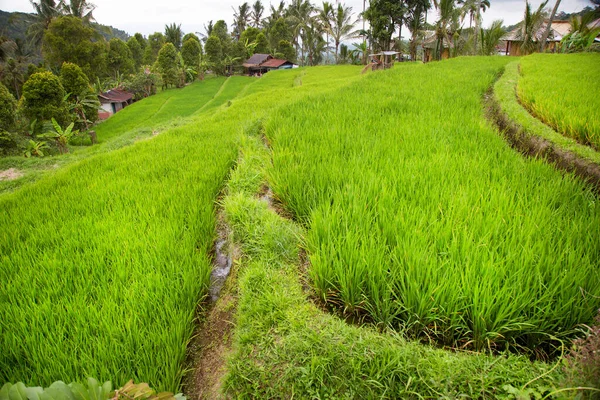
[287,0,315,64]
[42,16,106,79]
[27,0,62,46]
[251,0,265,27]
[317,2,334,63]
[107,38,134,78]
[233,3,252,39]
[181,37,201,70]
[517,0,548,55]
[433,0,461,60]
[364,0,404,52]
[164,23,183,50]
[157,43,181,88]
[539,0,561,51]
[143,32,165,64]
[127,37,143,70]
[331,3,356,63]
[61,0,96,23]
[406,0,431,60]
[204,35,223,75]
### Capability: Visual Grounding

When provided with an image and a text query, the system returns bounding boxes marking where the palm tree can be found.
[317,2,334,63]
[302,23,327,65]
[287,0,316,65]
[232,2,252,39]
[165,23,183,50]
[539,0,561,52]
[200,21,214,43]
[27,0,62,46]
[61,0,96,23]
[516,0,548,55]
[406,0,430,61]
[251,0,264,28]
[331,3,356,63]
[479,19,504,55]
[433,0,461,60]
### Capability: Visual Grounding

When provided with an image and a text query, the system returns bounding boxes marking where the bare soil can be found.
[0,168,23,181]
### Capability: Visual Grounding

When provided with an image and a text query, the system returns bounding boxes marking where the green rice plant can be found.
[518,53,600,149]
[222,131,560,398]
[266,57,600,353]
[0,65,363,390]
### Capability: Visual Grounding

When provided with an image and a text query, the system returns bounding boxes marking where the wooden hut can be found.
[98,89,133,120]
[243,54,297,75]
[502,20,571,56]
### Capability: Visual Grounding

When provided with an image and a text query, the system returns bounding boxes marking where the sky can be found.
[1,0,594,37]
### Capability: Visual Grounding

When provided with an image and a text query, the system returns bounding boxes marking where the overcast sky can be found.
[1,0,593,37]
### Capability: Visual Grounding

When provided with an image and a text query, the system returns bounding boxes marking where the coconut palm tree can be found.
[406,0,431,60]
[479,19,504,55]
[539,0,561,52]
[61,0,96,23]
[331,3,356,63]
[302,23,327,65]
[27,0,62,46]
[232,2,252,39]
[317,2,334,63]
[287,0,315,65]
[433,0,461,60]
[165,23,183,50]
[517,0,548,55]
[251,0,264,28]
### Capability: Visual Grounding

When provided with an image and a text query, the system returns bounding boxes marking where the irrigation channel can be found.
[487,61,600,192]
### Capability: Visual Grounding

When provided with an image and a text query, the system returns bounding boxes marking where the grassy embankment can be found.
[266,56,600,354]
[518,53,600,149]
[0,66,362,391]
[220,118,559,399]
[0,77,228,194]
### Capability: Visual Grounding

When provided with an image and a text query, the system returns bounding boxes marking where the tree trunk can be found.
[335,39,339,63]
[540,0,561,52]
[473,0,481,55]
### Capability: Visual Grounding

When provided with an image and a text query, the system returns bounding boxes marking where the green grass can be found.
[0,66,362,391]
[221,129,560,399]
[0,78,227,195]
[518,53,600,149]
[494,60,600,165]
[266,57,600,353]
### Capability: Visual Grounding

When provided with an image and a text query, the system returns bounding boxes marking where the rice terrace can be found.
[1,0,600,398]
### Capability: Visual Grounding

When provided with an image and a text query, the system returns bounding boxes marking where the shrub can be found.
[0,82,17,131]
[0,378,185,400]
[157,43,181,88]
[19,71,70,130]
[60,62,90,99]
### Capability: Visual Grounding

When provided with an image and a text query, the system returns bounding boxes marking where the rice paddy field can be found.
[517,53,600,149]
[1,56,599,396]
[0,66,362,390]
[267,57,600,353]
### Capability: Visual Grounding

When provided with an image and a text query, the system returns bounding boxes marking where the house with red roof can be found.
[242,53,297,75]
[98,89,134,120]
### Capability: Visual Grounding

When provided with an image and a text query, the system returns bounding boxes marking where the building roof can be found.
[503,20,568,42]
[260,58,291,68]
[243,53,272,68]
[98,89,133,103]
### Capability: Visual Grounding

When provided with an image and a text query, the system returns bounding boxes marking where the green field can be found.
[267,57,600,352]
[1,58,599,396]
[518,53,600,149]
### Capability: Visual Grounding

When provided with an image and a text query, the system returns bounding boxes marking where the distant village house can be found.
[242,54,297,75]
[98,89,133,120]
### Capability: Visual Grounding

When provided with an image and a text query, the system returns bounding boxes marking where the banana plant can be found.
[38,118,79,154]
[0,379,185,400]
[23,139,49,158]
